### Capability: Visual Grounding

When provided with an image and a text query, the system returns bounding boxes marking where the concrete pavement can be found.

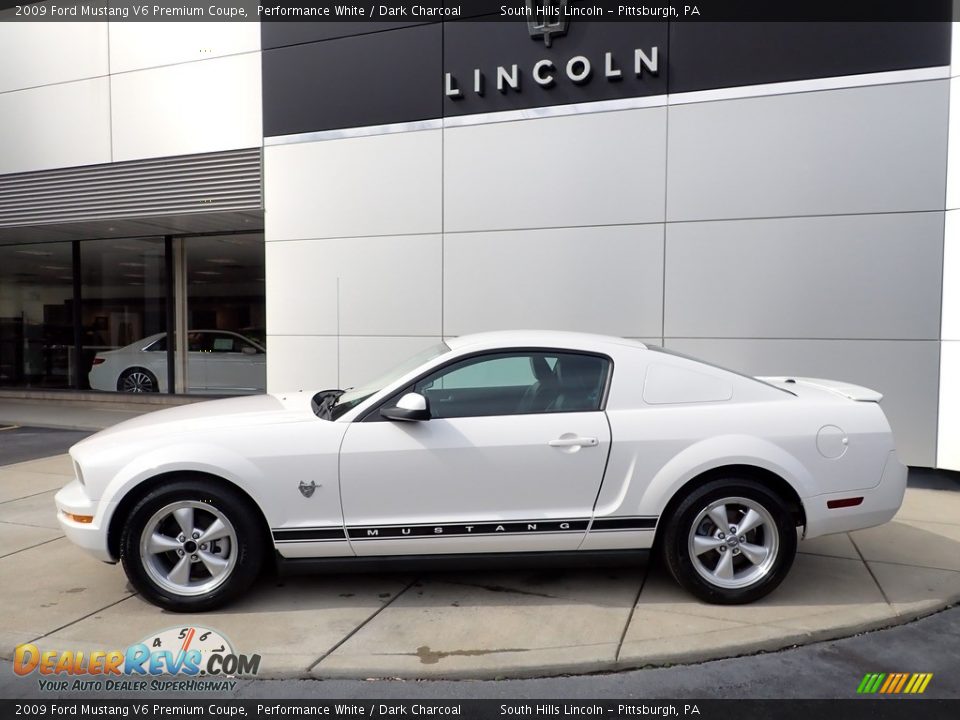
[1,450,959,680]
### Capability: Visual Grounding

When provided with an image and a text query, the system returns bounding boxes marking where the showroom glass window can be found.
[0,242,75,388]
[185,234,265,394]
[412,351,610,418]
[79,238,166,391]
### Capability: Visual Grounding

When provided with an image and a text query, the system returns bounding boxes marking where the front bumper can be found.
[803,450,908,539]
[54,480,117,563]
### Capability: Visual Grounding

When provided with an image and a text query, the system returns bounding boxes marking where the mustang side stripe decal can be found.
[349,520,589,539]
[271,516,658,542]
[590,517,658,531]
[272,527,346,541]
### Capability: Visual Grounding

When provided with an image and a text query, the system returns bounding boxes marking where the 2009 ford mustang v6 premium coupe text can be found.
[55,331,906,611]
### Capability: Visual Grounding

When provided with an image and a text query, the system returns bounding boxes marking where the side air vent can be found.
[0,148,261,227]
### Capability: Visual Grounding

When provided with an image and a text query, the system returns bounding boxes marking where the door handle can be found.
[548,436,599,448]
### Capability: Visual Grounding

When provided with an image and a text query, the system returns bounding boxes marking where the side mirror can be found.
[241,346,258,355]
[381,392,431,422]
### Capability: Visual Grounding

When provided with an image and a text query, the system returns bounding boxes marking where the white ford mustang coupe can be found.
[55,331,906,612]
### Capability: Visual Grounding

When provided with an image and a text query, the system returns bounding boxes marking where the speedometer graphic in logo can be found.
[141,626,233,673]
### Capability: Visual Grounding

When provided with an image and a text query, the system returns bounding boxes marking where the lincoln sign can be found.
[444,45,660,98]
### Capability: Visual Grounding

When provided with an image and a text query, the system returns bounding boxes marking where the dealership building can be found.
[0,14,957,470]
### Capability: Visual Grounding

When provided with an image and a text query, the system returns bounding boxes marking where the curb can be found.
[304,597,960,681]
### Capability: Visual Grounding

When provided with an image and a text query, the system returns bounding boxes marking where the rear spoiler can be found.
[757,376,883,402]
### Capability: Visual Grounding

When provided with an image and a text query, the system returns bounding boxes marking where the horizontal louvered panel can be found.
[0,149,261,228]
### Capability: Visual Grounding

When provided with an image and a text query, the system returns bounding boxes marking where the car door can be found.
[338,350,613,556]
[185,331,207,392]
[204,332,265,393]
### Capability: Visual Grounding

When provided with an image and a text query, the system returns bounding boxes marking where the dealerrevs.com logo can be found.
[14,626,260,692]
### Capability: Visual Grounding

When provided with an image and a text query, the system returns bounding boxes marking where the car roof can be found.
[445,330,648,354]
[129,330,264,349]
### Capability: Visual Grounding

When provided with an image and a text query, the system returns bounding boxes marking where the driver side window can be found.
[412,351,609,419]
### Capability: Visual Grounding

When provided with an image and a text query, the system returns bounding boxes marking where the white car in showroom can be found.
[56,331,906,611]
[88,330,265,394]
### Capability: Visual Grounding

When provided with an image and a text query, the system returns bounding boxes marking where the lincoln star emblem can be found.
[298,481,318,498]
[526,0,568,47]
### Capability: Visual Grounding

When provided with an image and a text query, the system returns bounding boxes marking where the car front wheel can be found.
[120,479,264,611]
[662,478,797,604]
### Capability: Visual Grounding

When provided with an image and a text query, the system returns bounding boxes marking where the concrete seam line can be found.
[848,533,894,608]
[0,489,63,505]
[0,534,63,559]
[0,519,65,531]
[306,576,420,673]
[26,593,137,645]
[615,564,651,663]
[851,556,960,573]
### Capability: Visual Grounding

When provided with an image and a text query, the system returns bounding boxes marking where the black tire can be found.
[117,367,159,393]
[120,479,265,612]
[662,477,797,604]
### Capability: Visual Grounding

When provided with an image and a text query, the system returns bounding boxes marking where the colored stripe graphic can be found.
[879,674,896,693]
[863,673,887,695]
[893,673,909,693]
[857,673,932,694]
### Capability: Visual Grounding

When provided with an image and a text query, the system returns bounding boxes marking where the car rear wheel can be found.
[662,478,797,604]
[117,367,159,393]
[120,479,264,612]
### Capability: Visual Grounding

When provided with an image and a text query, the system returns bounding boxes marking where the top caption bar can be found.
[0,0,956,22]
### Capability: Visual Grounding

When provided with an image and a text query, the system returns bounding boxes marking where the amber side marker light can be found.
[62,511,94,524]
[827,497,865,510]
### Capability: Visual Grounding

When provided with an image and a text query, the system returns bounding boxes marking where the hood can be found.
[79,392,314,446]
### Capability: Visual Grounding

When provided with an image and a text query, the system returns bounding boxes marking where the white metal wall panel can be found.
[0,21,108,94]
[667,80,949,221]
[944,211,960,341]
[947,77,960,210]
[443,224,664,337]
[938,341,960,469]
[664,212,944,340]
[108,21,261,74]
[264,131,442,241]
[110,53,262,162]
[444,108,667,233]
[266,234,442,337]
[266,335,338,393]
[0,78,111,174]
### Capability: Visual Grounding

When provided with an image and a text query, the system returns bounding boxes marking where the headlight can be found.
[73,461,85,487]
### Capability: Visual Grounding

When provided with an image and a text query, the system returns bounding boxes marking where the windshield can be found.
[316,341,451,420]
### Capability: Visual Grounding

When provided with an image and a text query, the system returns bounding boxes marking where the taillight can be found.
[91,357,105,365]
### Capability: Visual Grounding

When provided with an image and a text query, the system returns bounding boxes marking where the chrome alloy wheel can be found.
[687,496,779,590]
[139,500,238,597]
[122,371,155,392]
